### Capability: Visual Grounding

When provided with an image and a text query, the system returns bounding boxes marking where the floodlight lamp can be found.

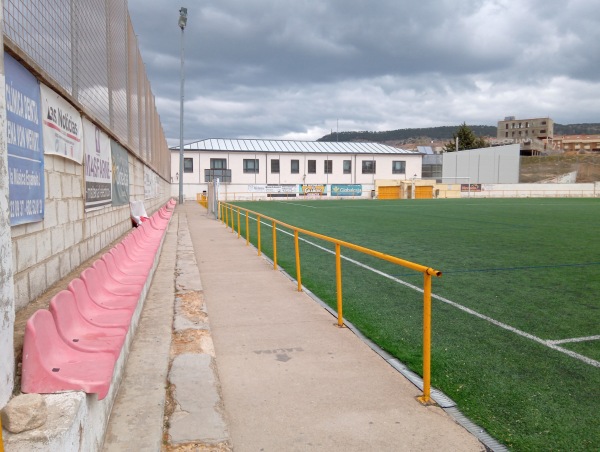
[178,7,188,29]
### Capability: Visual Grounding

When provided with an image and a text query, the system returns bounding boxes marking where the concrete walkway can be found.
[182,202,484,451]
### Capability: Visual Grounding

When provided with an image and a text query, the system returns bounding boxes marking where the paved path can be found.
[183,202,484,451]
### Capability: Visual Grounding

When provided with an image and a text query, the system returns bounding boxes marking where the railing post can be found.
[224,203,229,227]
[230,205,234,232]
[418,272,433,405]
[257,215,261,256]
[335,243,343,327]
[272,220,277,270]
[294,230,302,292]
[237,208,241,238]
[245,211,250,246]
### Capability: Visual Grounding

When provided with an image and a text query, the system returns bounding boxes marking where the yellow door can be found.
[415,186,433,199]
[378,186,401,199]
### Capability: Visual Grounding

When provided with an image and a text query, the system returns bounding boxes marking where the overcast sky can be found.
[127,0,599,146]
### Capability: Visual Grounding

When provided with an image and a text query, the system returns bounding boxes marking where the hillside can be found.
[318,123,600,143]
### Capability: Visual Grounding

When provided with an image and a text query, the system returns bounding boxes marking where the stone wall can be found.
[11,154,170,311]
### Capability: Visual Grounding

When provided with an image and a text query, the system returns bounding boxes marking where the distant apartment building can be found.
[552,135,600,153]
[495,116,554,156]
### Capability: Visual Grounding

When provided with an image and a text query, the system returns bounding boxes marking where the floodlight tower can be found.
[178,7,187,204]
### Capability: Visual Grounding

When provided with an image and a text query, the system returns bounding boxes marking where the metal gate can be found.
[415,186,434,199]
[378,186,401,199]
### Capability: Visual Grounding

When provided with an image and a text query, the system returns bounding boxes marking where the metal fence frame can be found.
[2,0,169,180]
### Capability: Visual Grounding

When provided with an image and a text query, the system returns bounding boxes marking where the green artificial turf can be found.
[222,198,600,451]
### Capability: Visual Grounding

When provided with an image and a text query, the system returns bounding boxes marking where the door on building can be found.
[415,186,434,199]
[378,186,401,199]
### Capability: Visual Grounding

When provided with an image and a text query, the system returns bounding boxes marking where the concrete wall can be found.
[10,155,169,311]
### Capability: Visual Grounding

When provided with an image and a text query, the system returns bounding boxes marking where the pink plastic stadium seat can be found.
[21,309,116,400]
[109,246,153,274]
[49,290,126,358]
[92,258,145,289]
[80,268,140,310]
[68,278,133,328]
[97,254,147,284]
[103,251,149,278]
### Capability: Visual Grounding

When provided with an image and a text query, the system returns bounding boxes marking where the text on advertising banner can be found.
[5,53,44,225]
[40,83,83,164]
[111,140,130,206]
[83,118,112,211]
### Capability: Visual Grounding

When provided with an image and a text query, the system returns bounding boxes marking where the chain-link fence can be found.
[3,0,169,180]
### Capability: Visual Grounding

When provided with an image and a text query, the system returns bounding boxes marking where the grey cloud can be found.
[129,0,600,144]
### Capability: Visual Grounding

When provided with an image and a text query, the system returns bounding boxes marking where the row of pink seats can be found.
[21,200,176,400]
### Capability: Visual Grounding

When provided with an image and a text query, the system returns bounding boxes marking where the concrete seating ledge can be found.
[5,199,176,451]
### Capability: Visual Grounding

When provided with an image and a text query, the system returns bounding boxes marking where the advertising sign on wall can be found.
[331,184,363,197]
[40,83,83,163]
[460,184,482,192]
[5,53,44,225]
[111,140,130,206]
[83,118,112,211]
[300,184,326,196]
[248,184,297,193]
[144,166,158,200]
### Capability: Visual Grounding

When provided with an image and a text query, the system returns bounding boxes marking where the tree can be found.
[443,122,488,152]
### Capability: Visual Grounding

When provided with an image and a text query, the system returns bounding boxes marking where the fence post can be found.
[294,230,302,292]
[245,211,250,246]
[418,272,433,404]
[237,208,241,237]
[272,221,277,270]
[335,243,343,327]
[257,215,261,256]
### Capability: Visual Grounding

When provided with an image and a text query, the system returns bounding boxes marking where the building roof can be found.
[172,138,416,154]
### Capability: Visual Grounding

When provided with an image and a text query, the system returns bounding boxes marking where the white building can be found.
[171,139,423,200]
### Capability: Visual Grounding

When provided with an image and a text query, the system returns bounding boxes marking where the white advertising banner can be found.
[83,118,112,211]
[40,83,83,163]
[248,184,296,193]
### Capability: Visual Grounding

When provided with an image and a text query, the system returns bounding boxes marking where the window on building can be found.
[205,169,231,183]
[505,124,508,129]
[392,161,406,174]
[243,159,259,173]
[525,122,529,128]
[210,158,226,169]
[505,132,508,138]
[541,121,547,125]
[183,157,193,173]
[308,160,316,174]
[422,164,442,179]
[540,129,546,134]
[343,160,351,174]
[362,160,376,174]
[324,160,332,174]
[291,159,299,174]
[271,159,280,173]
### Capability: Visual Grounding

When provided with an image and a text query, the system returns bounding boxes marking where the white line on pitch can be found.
[275,201,318,208]
[547,335,600,345]
[248,216,600,368]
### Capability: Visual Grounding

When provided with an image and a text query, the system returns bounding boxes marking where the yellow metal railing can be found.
[196,193,208,208]
[218,201,442,404]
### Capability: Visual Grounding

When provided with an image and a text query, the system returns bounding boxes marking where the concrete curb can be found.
[163,211,230,449]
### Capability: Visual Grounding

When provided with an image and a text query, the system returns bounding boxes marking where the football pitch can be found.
[228,197,599,451]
